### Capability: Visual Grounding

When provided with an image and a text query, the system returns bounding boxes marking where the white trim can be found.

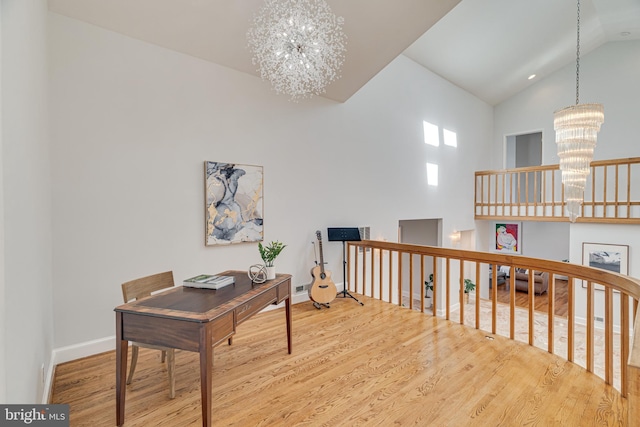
[43,336,115,403]
[52,336,116,366]
[42,355,55,404]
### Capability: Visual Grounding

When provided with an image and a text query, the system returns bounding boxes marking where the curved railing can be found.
[346,240,640,424]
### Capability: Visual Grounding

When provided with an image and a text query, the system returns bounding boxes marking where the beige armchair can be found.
[513,269,549,295]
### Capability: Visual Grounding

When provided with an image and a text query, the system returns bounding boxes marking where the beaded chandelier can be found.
[553,0,604,222]
[247,0,346,101]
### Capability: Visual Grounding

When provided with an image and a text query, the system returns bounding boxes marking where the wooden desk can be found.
[115,271,292,427]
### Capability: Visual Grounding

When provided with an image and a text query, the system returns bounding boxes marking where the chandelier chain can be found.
[576,0,580,105]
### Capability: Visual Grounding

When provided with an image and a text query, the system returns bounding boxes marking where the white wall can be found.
[1,0,54,403]
[570,223,638,329]
[521,222,569,261]
[0,0,5,404]
[48,14,493,352]
[494,40,640,168]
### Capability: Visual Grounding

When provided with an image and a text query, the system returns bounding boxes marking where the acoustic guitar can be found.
[309,230,337,306]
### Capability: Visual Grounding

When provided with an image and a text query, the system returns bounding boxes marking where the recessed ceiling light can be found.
[620,31,631,37]
[528,74,536,80]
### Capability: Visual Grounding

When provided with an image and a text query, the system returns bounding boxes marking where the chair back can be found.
[122,271,175,303]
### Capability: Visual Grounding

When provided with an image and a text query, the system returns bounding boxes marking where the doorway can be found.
[505,131,543,203]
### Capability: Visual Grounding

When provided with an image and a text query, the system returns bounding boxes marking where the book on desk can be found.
[183,274,235,290]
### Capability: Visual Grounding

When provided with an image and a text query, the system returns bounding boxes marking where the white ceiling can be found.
[48,0,640,105]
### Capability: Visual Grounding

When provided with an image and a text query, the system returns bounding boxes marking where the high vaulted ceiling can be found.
[48,0,640,105]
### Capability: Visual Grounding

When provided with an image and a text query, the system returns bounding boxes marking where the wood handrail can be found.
[352,240,640,300]
[347,239,640,422]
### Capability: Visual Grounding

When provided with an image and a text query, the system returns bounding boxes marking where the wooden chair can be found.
[121,271,176,399]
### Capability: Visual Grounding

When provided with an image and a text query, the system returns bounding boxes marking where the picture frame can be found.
[204,161,264,246]
[581,242,629,291]
[492,221,522,254]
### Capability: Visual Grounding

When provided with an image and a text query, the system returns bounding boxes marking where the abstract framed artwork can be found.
[492,221,522,254]
[582,242,629,291]
[204,161,263,246]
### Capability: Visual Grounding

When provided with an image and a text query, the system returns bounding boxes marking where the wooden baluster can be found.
[459,260,464,325]
[370,246,375,298]
[446,258,451,321]
[615,164,619,219]
[621,292,629,397]
[603,165,608,218]
[388,250,393,304]
[548,272,555,354]
[605,287,614,384]
[432,257,438,317]
[409,254,414,310]
[379,249,383,301]
[397,252,402,307]
[627,162,632,219]
[552,168,556,217]
[475,262,480,330]
[362,246,367,298]
[354,243,359,295]
[525,172,530,214]
[528,269,534,346]
[420,255,425,313]
[502,173,506,215]
[510,267,516,340]
[568,277,574,362]
[492,264,498,335]
[586,281,594,373]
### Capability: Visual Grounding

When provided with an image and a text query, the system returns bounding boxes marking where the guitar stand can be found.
[313,302,331,309]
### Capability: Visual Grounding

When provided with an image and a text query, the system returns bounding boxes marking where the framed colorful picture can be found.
[492,221,522,254]
[204,161,263,246]
[581,242,629,291]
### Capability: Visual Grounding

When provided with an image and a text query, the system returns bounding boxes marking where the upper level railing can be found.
[475,157,640,223]
[346,240,640,424]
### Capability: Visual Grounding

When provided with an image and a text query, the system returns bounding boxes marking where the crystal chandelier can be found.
[553,0,604,223]
[247,0,346,101]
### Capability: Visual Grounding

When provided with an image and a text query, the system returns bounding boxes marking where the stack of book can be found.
[183,274,235,290]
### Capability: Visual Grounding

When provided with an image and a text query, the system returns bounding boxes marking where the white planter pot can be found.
[266,266,276,280]
[425,296,432,308]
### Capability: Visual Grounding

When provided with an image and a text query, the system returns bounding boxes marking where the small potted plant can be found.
[463,278,476,304]
[424,273,434,308]
[258,240,286,279]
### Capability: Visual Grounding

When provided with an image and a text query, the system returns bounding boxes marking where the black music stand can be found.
[327,227,364,306]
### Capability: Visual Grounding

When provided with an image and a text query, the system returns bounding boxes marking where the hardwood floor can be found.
[52,295,626,426]
[492,278,569,317]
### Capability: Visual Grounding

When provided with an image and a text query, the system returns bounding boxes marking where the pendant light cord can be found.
[575,0,580,105]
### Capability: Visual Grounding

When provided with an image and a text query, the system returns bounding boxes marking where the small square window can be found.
[426,163,438,186]
[423,121,439,147]
[443,128,457,147]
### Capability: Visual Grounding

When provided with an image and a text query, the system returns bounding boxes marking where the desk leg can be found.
[199,326,213,427]
[115,312,128,427]
[285,297,292,354]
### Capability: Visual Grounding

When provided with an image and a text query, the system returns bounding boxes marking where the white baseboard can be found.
[43,336,115,403]
[42,359,55,404]
[53,336,116,366]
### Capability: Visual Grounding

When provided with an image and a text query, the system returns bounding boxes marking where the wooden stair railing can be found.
[475,157,640,223]
[347,240,640,425]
